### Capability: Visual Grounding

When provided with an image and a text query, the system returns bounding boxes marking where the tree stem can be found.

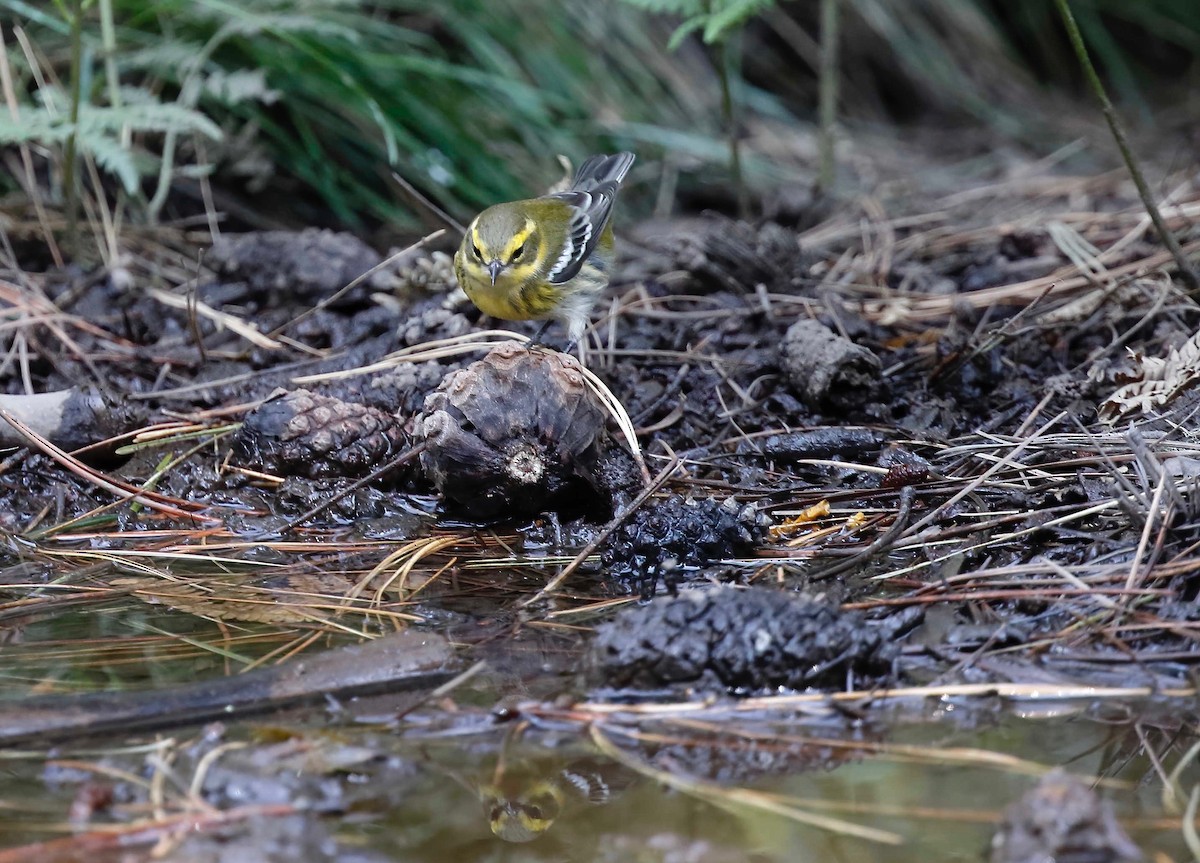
[97,0,125,145]
[1054,0,1197,291]
[817,0,840,193]
[64,0,84,256]
[717,35,746,217]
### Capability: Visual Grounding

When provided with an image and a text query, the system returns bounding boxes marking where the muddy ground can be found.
[0,136,1198,860]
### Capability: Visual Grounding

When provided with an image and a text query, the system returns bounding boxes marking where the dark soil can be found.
[2,145,1200,710]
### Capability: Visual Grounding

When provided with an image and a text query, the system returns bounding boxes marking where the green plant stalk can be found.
[718,34,746,216]
[1054,0,1198,291]
[63,0,83,254]
[146,24,228,223]
[817,0,840,192]
[97,0,124,145]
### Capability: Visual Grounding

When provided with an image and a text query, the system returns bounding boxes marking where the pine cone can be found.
[591,587,895,693]
[601,496,769,597]
[233,389,407,479]
[414,343,616,519]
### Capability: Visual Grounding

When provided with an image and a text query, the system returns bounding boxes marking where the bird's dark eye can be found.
[511,243,525,262]
[471,242,483,259]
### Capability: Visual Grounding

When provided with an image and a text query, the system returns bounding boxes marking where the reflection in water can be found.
[2,703,1188,862]
[479,757,629,842]
[395,738,757,862]
[377,707,1198,863]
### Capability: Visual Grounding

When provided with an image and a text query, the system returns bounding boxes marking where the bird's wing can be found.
[543,191,601,284]
[543,152,635,285]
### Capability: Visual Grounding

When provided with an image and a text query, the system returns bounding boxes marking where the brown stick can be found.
[0,630,456,747]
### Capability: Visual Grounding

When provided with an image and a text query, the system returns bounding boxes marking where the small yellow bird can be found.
[454,152,636,351]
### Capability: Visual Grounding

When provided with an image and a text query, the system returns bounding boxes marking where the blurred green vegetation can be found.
[1,0,1198,232]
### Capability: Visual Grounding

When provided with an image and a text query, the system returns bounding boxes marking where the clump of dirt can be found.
[780,318,881,409]
[600,496,770,597]
[0,453,110,533]
[629,215,812,294]
[209,228,385,307]
[590,586,896,693]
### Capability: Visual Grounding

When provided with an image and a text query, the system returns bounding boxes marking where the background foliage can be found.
[2,0,1198,231]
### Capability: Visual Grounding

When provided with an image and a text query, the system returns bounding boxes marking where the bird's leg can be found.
[528,320,555,349]
[528,321,583,359]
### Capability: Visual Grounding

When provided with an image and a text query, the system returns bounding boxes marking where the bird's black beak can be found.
[487,260,503,285]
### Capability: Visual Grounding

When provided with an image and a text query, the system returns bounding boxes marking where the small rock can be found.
[990,769,1142,863]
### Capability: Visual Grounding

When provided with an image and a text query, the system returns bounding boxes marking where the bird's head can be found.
[461,203,541,291]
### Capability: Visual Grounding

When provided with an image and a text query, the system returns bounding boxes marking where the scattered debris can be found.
[1100,328,1200,422]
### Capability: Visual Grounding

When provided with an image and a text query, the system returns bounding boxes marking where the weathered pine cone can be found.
[601,496,769,598]
[990,770,1142,863]
[650,216,810,294]
[233,389,407,479]
[390,250,457,296]
[414,343,616,520]
[591,587,896,694]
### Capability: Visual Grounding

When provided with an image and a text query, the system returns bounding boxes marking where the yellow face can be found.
[480,779,563,843]
[463,205,539,280]
[455,202,557,320]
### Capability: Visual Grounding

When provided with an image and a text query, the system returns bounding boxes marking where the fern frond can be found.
[618,0,706,15]
[203,69,279,106]
[79,131,142,193]
[0,111,71,144]
[78,102,224,141]
[703,0,777,43]
[121,41,212,75]
[220,12,359,43]
[667,17,707,52]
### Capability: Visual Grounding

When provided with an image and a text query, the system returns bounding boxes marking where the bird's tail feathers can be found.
[570,152,635,193]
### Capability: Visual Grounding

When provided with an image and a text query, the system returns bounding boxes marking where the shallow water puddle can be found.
[0,590,1194,862]
[0,684,1194,862]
